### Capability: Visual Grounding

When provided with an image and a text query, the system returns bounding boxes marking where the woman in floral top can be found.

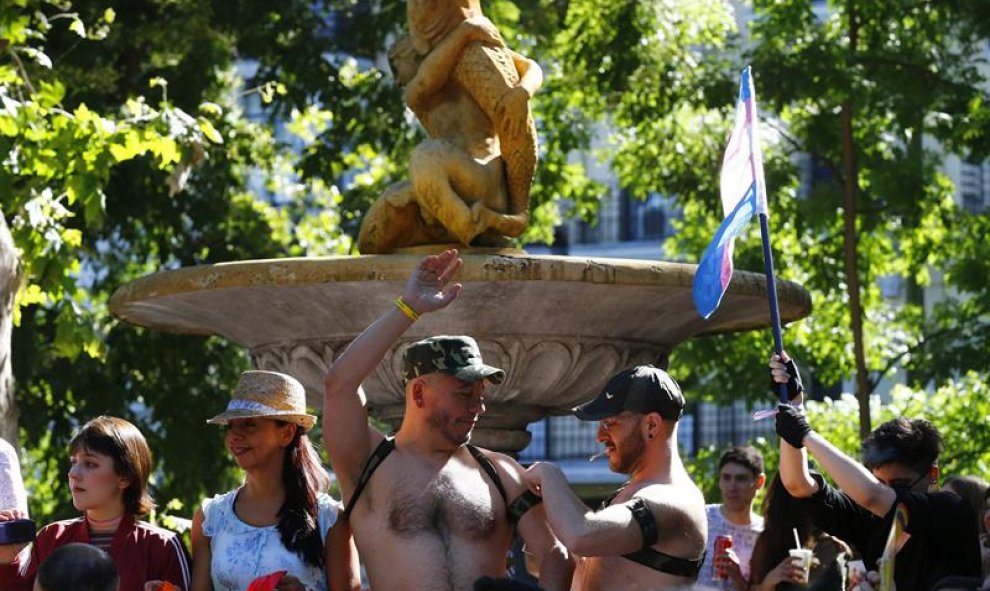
[190,371,359,591]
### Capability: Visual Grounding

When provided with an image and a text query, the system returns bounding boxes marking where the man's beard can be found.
[427,406,472,446]
[611,429,646,474]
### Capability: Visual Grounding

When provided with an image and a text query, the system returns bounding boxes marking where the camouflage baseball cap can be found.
[402,336,505,385]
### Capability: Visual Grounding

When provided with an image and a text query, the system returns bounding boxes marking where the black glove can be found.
[776,403,811,448]
[784,358,804,400]
[770,358,805,402]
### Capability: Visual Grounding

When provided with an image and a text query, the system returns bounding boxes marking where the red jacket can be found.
[0,513,190,591]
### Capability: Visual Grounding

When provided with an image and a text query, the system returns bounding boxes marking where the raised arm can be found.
[769,354,818,498]
[322,250,463,489]
[803,429,896,516]
[778,439,818,498]
[404,16,504,112]
[772,357,896,516]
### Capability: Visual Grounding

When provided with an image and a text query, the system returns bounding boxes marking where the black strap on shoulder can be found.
[627,497,658,546]
[467,445,542,525]
[508,489,542,523]
[623,548,705,578]
[599,488,622,510]
[620,496,703,577]
[343,440,541,526]
[342,437,396,520]
[467,444,508,506]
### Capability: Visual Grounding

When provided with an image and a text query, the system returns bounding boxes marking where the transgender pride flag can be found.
[692,67,769,319]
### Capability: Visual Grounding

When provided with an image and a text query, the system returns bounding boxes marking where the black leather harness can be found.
[342,437,541,525]
[600,489,704,577]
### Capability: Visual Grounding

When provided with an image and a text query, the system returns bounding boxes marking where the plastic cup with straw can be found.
[788,528,813,584]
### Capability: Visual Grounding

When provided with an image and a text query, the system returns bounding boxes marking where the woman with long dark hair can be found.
[0,416,191,591]
[190,370,359,591]
[749,473,849,591]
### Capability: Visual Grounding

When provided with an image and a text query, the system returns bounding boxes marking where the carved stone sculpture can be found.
[357,1,540,253]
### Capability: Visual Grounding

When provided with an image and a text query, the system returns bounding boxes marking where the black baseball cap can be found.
[574,365,685,421]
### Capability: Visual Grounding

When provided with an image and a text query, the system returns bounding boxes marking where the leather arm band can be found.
[508,489,542,524]
[627,497,658,547]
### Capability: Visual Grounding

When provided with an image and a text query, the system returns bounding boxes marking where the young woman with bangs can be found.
[0,416,191,591]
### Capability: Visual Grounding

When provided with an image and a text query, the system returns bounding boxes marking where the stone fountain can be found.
[109,254,810,453]
[109,3,812,453]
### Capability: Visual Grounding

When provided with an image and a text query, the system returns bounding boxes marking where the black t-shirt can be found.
[802,473,981,590]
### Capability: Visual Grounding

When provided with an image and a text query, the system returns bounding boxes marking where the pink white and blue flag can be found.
[692,66,768,319]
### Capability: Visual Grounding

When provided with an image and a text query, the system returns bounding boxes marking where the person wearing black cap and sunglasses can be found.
[322,249,571,591]
[522,365,707,591]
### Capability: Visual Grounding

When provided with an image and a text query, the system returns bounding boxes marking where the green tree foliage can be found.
[3,0,747,520]
[660,1,990,439]
[5,0,990,522]
[743,0,990,437]
[2,0,351,520]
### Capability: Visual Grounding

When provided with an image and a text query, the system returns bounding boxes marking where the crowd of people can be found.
[1,249,987,591]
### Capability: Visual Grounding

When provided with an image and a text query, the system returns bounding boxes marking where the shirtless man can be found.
[522,366,708,591]
[323,249,571,591]
[357,15,540,252]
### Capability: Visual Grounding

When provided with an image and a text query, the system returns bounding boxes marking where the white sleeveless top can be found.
[202,488,341,591]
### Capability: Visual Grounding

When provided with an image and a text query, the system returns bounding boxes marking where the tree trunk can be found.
[904,114,926,386]
[842,1,872,441]
[0,209,20,446]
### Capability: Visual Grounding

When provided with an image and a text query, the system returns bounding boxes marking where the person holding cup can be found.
[771,353,981,590]
[749,474,849,590]
[787,547,813,586]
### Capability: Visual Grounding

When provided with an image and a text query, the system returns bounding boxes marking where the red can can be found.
[713,534,733,580]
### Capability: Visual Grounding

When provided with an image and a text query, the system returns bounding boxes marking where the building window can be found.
[960,160,987,213]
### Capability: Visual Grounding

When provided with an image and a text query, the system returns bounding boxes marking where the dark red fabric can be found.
[0,513,190,591]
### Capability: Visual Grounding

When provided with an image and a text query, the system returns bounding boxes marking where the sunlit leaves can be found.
[660,0,990,415]
[2,0,360,522]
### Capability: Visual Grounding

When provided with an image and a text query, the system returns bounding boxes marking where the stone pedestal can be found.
[110,254,812,453]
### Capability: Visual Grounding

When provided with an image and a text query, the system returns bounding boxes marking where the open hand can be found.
[495,86,532,138]
[402,249,463,315]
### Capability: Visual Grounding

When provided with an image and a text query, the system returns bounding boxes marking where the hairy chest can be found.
[362,460,503,540]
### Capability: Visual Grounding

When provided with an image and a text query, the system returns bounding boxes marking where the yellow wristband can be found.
[394,297,420,322]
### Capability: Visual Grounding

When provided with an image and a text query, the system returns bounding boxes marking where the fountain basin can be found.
[110,254,812,452]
